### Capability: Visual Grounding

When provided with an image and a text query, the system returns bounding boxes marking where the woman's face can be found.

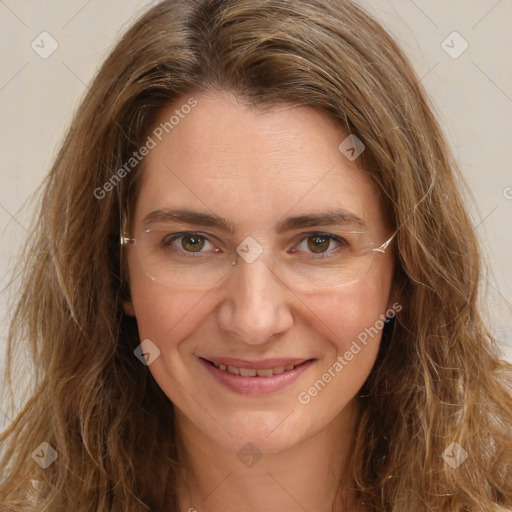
[124,91,396,453]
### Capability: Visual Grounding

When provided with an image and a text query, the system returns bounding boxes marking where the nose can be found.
[216,257,295,346]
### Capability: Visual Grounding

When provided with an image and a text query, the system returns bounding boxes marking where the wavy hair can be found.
[1,0,511,510]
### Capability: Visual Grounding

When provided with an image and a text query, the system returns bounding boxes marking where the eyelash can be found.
[161,232,349,259]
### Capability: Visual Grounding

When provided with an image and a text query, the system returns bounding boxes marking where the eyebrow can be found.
[142,207,367,232]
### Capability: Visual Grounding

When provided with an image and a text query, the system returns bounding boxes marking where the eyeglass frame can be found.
[119,215,399,287]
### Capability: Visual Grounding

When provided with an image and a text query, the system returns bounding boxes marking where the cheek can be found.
[130,284,208,345]
[304,276,391,352]
[126,251,209,345]
[296,279,392,417]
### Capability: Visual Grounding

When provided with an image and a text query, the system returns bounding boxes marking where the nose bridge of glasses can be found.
[231,235,304,283]
[232,235,272,265]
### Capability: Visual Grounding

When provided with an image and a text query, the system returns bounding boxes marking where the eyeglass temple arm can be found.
[120,214,135,245]
[372,184,432,255]
[121,235,135,245]
[373,230,397,254]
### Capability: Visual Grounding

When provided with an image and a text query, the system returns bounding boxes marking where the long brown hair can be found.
[1,0,511,510]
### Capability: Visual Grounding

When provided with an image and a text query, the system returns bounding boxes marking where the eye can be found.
[162,232,220,256]
[291,233,349,257]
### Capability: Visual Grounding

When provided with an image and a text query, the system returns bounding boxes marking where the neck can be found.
[174,398,362,512]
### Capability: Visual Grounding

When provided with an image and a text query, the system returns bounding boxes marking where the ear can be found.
[123,300,136,316]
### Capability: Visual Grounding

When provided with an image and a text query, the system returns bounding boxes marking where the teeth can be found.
[227,365,240,375]
[256,368,274,377]
[240,368,257,377]
[211,361,304,377]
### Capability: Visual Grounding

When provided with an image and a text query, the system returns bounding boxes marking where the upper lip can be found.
[200,356,312,370]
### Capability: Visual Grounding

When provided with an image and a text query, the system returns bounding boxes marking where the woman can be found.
[1,0,511,510]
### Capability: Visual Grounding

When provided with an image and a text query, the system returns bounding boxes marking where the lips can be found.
[199,356,315,395]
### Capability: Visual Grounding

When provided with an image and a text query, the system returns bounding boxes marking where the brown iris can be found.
[181,234,205,252]
[307,235,330,253]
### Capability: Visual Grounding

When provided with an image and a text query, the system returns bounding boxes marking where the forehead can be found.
[133,91,387,233]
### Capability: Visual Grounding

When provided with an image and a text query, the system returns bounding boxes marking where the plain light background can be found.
[1,1,511,430]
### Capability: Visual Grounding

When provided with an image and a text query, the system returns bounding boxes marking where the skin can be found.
[123,91,396,512]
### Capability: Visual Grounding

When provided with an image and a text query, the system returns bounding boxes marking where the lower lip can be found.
[199,358,315,395]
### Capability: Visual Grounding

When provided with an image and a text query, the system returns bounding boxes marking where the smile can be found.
[211,361,303,377]
[199,357,316,395]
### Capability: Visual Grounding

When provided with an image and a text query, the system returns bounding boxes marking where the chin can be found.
[205,408,310,454]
